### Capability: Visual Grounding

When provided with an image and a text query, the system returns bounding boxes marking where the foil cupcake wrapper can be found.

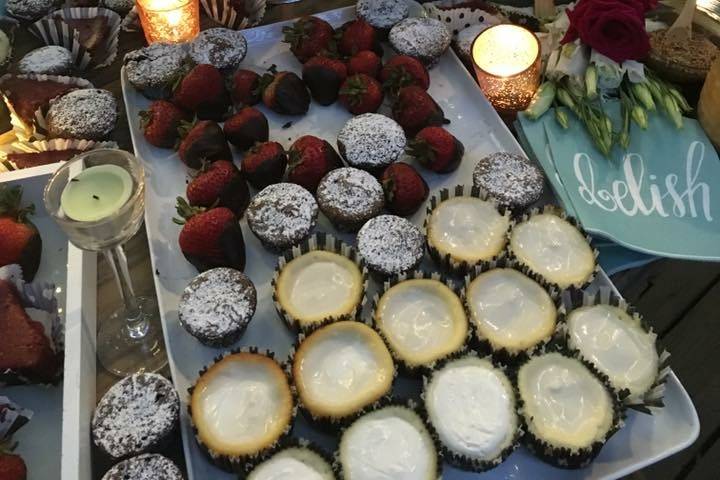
[424,185,512,276]
[29,7,122,70]
[187,347,298,473]
[244,437,340,478]
[201,0,266,30]
[271,232,369,334]
[556,288,670,413]
[0,138,117,172]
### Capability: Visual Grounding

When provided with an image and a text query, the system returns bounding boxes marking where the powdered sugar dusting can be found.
[389,18,452,64]
[47,88,117,140]
[189,28,248,70]
[18,46,73,76]
[337,114,406,169]
[357,214,424,275]
[6,0,54,20]
[179,268,256,344]
[124,43,188,92]
[356,0,409,29]
[101,454,183,480]
[472,152,544,208]
[318,167,384,220]
[92,373,180,459]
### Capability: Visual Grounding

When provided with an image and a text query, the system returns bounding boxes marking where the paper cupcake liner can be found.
[201,0,266,30]
[506,205,600,291]
[424,185,512,276]
[555,288,670,413]
[421,351,523,472]
[120,6,140,32]
[461,255,562,365]
[243,437,340,478]
[187,347,298,473]
[0,138,117,172]
[371,270,471,376]
[0,395,33,441]
[29,7,122,70]
[271,232,369,334]
[0,264,64,386]
[0,73,93,141]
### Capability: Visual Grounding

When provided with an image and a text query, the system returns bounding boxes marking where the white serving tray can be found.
[121,6,699,479]
[0,164,96,480]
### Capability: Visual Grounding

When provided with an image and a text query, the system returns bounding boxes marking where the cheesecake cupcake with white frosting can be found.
[508,206,597,289]
[423,354,520,472]
[272,234,368,332]
[425,186,511,274]
[516,352,622,468]
[247,440,336,480]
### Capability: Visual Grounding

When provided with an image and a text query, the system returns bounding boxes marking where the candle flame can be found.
[472,25,539,77]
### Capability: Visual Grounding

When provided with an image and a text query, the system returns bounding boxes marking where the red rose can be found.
[561,0,651,63]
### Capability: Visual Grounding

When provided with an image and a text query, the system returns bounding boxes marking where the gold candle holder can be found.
[471,24,541,114]
[137,0,200,44]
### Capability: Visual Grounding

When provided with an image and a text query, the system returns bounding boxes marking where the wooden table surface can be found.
[10,0,718,478]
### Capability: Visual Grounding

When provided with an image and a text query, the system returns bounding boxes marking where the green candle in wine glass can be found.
[60,164,133,222]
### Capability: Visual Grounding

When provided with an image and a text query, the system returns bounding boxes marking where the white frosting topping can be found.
[249,448,334,480]
[568,305,659,400]
[428,197,509,263]
[518,353,614,450]
[510,213,595,288]
[426,357,516,460]
[466,269,556,352]
[342,408,435,480]
[376,279,467,365]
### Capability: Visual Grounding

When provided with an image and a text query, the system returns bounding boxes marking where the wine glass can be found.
[44,149,167,377]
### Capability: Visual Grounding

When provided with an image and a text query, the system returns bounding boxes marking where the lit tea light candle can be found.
[472,24,541,114]
[136,0,200,44]
[60,165,133,222]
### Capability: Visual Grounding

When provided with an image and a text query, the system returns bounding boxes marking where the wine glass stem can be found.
[103,245,148,340]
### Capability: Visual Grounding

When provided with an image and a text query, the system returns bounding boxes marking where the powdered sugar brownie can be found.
[337,113,406,172]
[189,28,247,71]
[472,152,544,209]
[179,268,257,347]
[357,214,424,277]
[247,183,319,252]
[124,43,188,99]
[356,0,408,31]
[18,46,74,76]
[389,18,452,66]
[92,373,180,459]
[101,454,183,480]
[101,0,134,13]
[46,88,117,140]
[7,0,56,21]
[317,167,385,232]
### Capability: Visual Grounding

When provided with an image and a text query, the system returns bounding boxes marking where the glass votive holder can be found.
[136,0,200,44]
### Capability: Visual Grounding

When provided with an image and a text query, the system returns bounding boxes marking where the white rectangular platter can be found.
[121,6,699,480]
[0,164,96,480]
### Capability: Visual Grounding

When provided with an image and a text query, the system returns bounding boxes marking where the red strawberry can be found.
[347,50,382,79]
[0,185,41,281]
[288,135,342,193]
[242,141,287,189]
[392,86,445,135]
[223,107,269,150]
[338,19,381,56]
[338,74,384,115]
[0,454,27,480]
[380,163,429,216]
[173,64,229,121]
[407,126,464,173]
[177,120,232,169]
[381,55,430,95]
[282,16,335,63]
[139,100,190,148]
[174,200,245,272]
[230,69,261,107]
[259,69,311,115]
[187,160,250,217]
[302,56,347,106]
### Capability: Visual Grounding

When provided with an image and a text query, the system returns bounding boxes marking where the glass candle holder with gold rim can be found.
[137,0,200,44]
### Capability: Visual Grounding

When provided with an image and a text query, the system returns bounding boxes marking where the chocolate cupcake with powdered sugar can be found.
[18,46,74,75]
[101,454,184,480]
[357,214,425,278]
[46,88,117,140]
[317,167,385,232]
[337,113,406,173]
[389,17,452,66]
[472,152,544,210]
[124,43,188,99]
[189,28,247,71]
[356,0,409,33]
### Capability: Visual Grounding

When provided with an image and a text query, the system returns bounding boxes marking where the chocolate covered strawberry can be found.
[338,18,380,56]
[187,160,250,217]
[302,56,347,106]
[380,163,429,216]
[381,55,430,95]
[139,100,190,148]
[0,185,41,281]
[177,120,232,169]
[174,199,245,272]
[242,141,287,189]
[347,50,382,79]
[173,64,230,121]
[407,126,464,173]
[0,453,26,480]
[230,69,261,107]
[282,16,335,63]
[392,85,444,135]
[259,69,311,115]
[223,107,268,150]
[288,135,342,193]
[338,73,383,115]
